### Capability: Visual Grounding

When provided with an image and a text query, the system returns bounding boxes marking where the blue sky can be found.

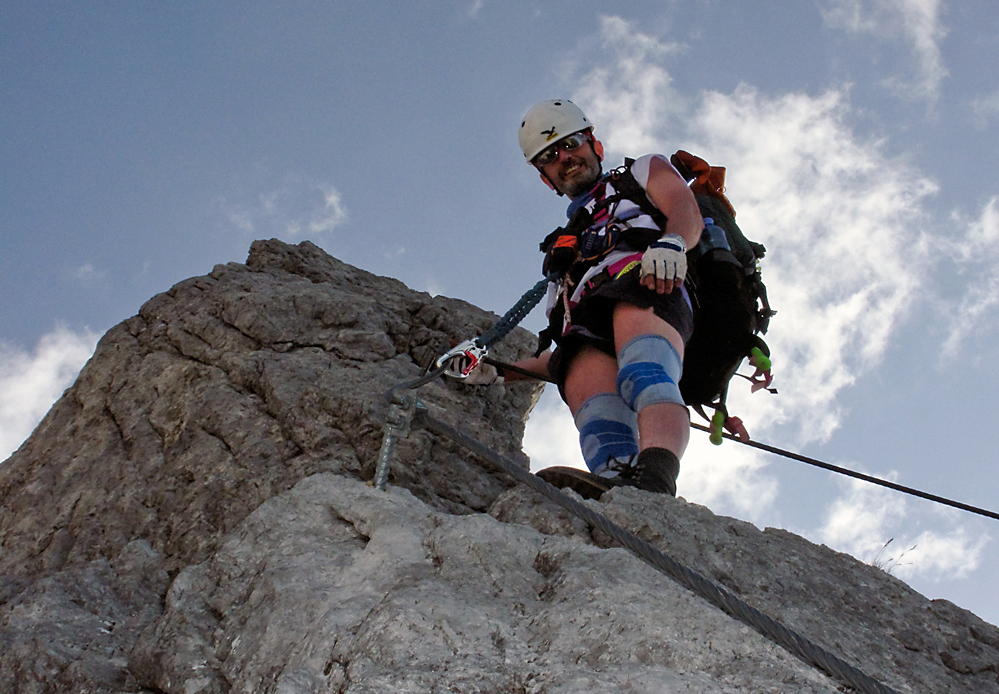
[3,1,998,626]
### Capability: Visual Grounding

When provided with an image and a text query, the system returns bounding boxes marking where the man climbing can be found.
[471,99,702,497]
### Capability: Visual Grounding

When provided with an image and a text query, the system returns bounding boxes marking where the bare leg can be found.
[562,344,618,416]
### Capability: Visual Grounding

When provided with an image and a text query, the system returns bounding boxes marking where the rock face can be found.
[0,239,996,693]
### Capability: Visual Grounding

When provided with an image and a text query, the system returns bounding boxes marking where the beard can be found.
[554,154,602,198]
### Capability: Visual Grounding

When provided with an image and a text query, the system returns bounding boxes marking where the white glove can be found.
[641,234,687,286]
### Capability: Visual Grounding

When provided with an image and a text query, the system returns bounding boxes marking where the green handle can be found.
[710,410,725,445]
[750,347,771,371]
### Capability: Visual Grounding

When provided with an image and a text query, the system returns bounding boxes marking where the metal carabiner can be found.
[435,338,488,378]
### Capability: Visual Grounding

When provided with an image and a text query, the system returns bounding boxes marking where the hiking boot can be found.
[536,466,616,500]
[597,447,679,496]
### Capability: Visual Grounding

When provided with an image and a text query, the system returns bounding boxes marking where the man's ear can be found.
[592,139,604,162]
[538,170,556,191]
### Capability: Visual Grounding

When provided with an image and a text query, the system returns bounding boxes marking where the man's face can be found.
[536,133,602,198]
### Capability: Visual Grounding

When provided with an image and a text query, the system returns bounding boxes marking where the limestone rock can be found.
[0,239,540,692]
[0,239,996,693]
[130,473,841,694]
[512,485,999,693]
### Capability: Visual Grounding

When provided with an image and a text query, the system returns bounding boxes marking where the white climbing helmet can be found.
[518,99,593,162]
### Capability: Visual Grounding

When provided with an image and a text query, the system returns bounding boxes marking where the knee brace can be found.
[574,393,639,472]
[616,334,684,412]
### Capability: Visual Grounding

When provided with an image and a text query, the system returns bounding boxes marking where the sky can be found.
[2,1,998,626]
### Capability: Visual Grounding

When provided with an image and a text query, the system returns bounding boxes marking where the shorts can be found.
[548,268,694,399]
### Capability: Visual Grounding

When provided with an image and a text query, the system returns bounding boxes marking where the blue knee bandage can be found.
[574,393,639,472]
[616,334,684,412]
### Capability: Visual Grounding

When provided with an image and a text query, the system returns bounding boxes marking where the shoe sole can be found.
[536,466,615,500]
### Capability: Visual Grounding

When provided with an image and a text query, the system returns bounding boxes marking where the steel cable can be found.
[380,270,899,691]
[415,408,901,694]
[688,422,999,522]
[484,358,999,523]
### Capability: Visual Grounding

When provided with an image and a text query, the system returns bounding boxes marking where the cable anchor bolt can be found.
[372,390,417,491]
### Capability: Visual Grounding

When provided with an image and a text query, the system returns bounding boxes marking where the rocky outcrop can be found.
[0,239,996,693]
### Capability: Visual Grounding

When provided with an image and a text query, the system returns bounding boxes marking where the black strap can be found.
[599,158,669,230]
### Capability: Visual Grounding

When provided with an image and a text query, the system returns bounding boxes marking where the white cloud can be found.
[897,526,988,580]
[571,16,938,448]
[680,435,780,525]
[523,386,584,472]
[820,0,948,101]
[815,473,988,580]
[225,207,255,234]
[309,185,349,235]
[518,16,988,591]
[687,86,937,445]
[572,15,686,159]
[0,326,99,462]
[221,177,348,240]
[941,197,999,356]
[817,472,909,554]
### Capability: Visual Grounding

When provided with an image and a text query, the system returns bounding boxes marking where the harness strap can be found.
[582,252,643,294]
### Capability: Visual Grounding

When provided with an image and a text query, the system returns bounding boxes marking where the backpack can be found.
[607,151,776,443]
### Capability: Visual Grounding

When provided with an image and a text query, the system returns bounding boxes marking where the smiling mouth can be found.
[562,161,582,177]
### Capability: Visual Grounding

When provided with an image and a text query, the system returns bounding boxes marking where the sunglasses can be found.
[533,131,591,167]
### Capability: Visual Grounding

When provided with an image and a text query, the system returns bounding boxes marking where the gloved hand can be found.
[444,356,503,385]
[641,234,687,294]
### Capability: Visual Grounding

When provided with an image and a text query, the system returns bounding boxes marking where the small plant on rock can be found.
[869,538,917,575]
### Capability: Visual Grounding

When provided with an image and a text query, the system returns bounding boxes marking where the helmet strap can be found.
[538,169,565,197]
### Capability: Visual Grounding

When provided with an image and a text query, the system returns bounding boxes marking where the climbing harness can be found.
[539,152,778,446]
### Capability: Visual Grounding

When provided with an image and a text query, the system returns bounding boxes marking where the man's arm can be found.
[640,156,703,294]
[502,351,552,383]
[644,155,702,249]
